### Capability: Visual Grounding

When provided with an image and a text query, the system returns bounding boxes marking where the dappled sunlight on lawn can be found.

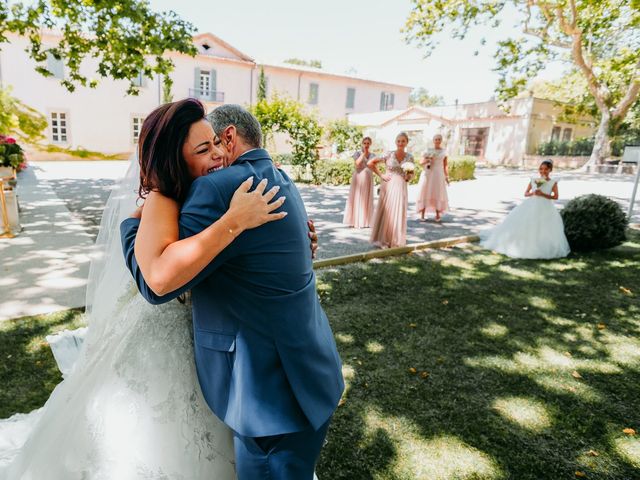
[317,235,640,478]
[491,396,552,432]
[364,409,504,480]
[613,435,640,468]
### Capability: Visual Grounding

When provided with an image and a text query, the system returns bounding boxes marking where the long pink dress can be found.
[370,151,414,248]
[343,151,374,228]
[416,148,449,214]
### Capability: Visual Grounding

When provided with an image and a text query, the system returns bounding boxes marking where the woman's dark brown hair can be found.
[137,98,206,203]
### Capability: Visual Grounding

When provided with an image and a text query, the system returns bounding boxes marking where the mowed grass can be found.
[0,308,85,418]
[1,233,639,479]
[316,232,640,480]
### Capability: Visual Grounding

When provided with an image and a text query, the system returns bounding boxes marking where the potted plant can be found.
[0,135,26,235]
[0,135,27,178]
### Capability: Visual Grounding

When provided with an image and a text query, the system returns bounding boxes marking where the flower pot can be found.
[0,166,16,179]
[1,187,21,233]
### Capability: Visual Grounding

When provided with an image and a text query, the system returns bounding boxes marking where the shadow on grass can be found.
[317,232,640,479]
[0,308,86,418]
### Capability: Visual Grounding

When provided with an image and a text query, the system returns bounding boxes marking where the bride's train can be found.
[0,285,236,479]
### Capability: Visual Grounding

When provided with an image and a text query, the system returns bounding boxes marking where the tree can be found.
[0,87,47,142]
[404,0,640,165]
[409,87,445,107]
[1,1,197,95]
[283,58,323,69]
[250,95,323,182]
[257,67,267,102]
[326,119,364,154]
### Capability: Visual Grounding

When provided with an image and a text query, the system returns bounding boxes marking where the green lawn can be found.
[317,232,640,479]
[1,234,639,479]
[0,308,85,418]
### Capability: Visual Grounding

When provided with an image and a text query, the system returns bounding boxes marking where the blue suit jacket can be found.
[120,149,344,437]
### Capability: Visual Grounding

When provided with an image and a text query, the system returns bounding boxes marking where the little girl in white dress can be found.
[480,160,571,259]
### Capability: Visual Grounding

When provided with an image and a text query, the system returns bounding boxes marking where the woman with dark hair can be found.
[0,98,298,479]
[343,136,375,228]
[480,159,570,259]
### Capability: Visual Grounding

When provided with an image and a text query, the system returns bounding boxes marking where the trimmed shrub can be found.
[561,194,628,251]
[314,159,354,186]
[410,155,476,185]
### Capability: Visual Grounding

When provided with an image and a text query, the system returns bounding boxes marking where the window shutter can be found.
[47,53,64,79]
[380,92,385,110]
[390,93,395,109]
[346,88,355,109]
[194,67,201,97]
[210,69,217,93]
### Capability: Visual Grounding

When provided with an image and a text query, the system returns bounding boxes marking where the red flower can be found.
[19,162,28,170]
[5,138,16,144]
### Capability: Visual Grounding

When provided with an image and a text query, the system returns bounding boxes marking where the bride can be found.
[0,99,298,479]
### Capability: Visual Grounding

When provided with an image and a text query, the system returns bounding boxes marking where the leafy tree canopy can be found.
[0,0,197,94]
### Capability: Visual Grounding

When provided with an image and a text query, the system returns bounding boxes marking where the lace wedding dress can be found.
[0,158,235,479]
[480,177,571,259]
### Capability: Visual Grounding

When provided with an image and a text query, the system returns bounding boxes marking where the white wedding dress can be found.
[0,159,236,479]
[480,177,571,259]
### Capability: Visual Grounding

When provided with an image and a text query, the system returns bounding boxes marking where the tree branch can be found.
[611,58,640,120]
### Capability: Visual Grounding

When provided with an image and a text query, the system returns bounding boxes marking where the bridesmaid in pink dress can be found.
[368,132,415,248]
[343,137,375,228]
[416,134,449,222]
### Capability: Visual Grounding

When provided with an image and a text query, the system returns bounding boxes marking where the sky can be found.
[147,0,568,104]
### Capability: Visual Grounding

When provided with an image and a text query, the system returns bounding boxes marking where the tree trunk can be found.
[584,112,611,171]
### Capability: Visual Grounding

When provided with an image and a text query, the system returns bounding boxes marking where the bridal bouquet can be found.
[534,177,547,189]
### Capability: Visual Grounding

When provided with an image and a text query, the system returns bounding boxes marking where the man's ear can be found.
[223,125,236,151]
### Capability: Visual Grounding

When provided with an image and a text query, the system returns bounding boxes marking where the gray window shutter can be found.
[210,69,217,96]
[380,92,385,110]
[346,88,355,108]
[390,93,395,109]
[47,53,64,79]
[194,67,201,97]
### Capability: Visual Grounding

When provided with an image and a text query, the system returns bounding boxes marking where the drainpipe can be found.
[297,71,302,101]
[157,73,162,106]
[249,64,255,105]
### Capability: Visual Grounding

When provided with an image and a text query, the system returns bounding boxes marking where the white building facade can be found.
[349,98,596,165]
[0,32,411,154]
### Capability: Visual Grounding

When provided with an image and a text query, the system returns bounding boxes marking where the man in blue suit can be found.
[120,104,344,479]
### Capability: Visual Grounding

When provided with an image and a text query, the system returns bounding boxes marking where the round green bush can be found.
[561,194,628,251]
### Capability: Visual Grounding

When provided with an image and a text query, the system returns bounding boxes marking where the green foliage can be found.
[537,138,595,157]
[2,1,197,95]
[250,95,323,182]
[409,87,445,107]
[447,156,476,182]
[162,75,174,103]
[410,156,476,185]
[0,87,47,143]
[270,153,293,165]
[314,159,355,186]
[257,67,267,102]
[561,194,628,252]
[0,135,27,170]
[41,144,124,160]
[311,156,475,186]
[283,58,322,69]
[326,119,364,154]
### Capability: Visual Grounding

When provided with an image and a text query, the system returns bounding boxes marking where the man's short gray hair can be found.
[208,104,262,148]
